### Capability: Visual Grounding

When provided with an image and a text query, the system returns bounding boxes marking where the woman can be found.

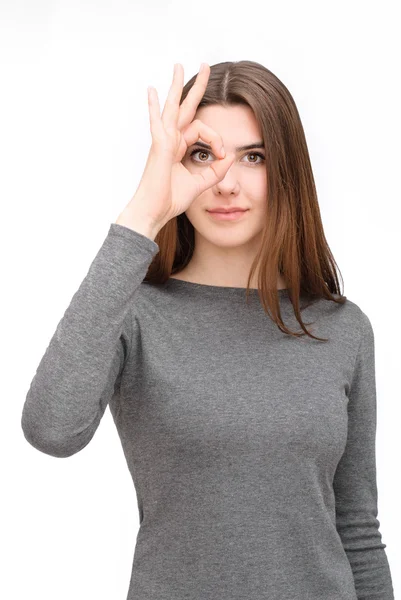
[21,61,394,599]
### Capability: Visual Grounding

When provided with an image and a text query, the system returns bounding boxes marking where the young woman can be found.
[21,61,394,599]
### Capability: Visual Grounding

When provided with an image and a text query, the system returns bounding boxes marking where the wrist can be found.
[114,211,162,241]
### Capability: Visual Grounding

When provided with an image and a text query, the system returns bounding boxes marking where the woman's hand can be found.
[115,62,235,235]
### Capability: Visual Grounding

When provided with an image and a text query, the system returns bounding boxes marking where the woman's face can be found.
[181,104,268,250]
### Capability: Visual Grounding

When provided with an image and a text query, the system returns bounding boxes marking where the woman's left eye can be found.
[189,149,265,164]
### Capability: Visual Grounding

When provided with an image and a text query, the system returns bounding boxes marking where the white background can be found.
[1,1,399,598]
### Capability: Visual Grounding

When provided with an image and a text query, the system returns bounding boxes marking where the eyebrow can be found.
[190,141,265,152]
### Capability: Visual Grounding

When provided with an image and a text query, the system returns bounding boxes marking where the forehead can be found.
[194,104,263,146]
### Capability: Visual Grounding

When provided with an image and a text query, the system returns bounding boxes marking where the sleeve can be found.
[21,222,159,458]
[333,309,395,599]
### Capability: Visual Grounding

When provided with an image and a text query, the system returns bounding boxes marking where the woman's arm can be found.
[333,310,395,599]
[21,223,159,458]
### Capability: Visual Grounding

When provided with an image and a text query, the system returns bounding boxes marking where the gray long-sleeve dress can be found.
[21,222,395,600]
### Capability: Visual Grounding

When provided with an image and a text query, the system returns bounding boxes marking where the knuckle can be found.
[151,138,168,153]
[151,133,164,145]
[164,126,176,136]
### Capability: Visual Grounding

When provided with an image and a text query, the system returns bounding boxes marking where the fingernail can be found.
[220,146,225,157]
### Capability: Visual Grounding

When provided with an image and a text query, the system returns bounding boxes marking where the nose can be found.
[215,162,239,195]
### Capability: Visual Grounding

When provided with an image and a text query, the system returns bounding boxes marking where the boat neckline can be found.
[165,278,290,294]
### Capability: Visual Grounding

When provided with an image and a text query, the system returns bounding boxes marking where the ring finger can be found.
[161,63,184,130]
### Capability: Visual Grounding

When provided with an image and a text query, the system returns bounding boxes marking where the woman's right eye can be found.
[189,149,211,163]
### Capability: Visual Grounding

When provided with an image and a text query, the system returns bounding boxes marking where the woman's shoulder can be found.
[319,292,370,338]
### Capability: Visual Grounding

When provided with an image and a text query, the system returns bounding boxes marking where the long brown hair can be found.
[143,60,347,342]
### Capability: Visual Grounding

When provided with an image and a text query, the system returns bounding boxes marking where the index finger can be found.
[177,63,210,131]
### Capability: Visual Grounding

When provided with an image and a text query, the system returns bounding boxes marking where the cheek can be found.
[184,193,207,218]
[242,170,267,198]
[256,171,268,194]
[256,197,268,214]
[247,189,268,214]
[254,172,268,204]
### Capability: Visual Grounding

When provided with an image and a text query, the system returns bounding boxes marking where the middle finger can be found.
[177,63,210,131]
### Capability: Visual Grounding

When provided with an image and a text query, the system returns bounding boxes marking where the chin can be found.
[201,229,262,247]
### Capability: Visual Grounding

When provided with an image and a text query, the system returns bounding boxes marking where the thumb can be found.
[192,152,236,195]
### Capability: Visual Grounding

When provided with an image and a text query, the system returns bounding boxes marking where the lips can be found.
[207,209,248,213]
[207,209,249,221]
